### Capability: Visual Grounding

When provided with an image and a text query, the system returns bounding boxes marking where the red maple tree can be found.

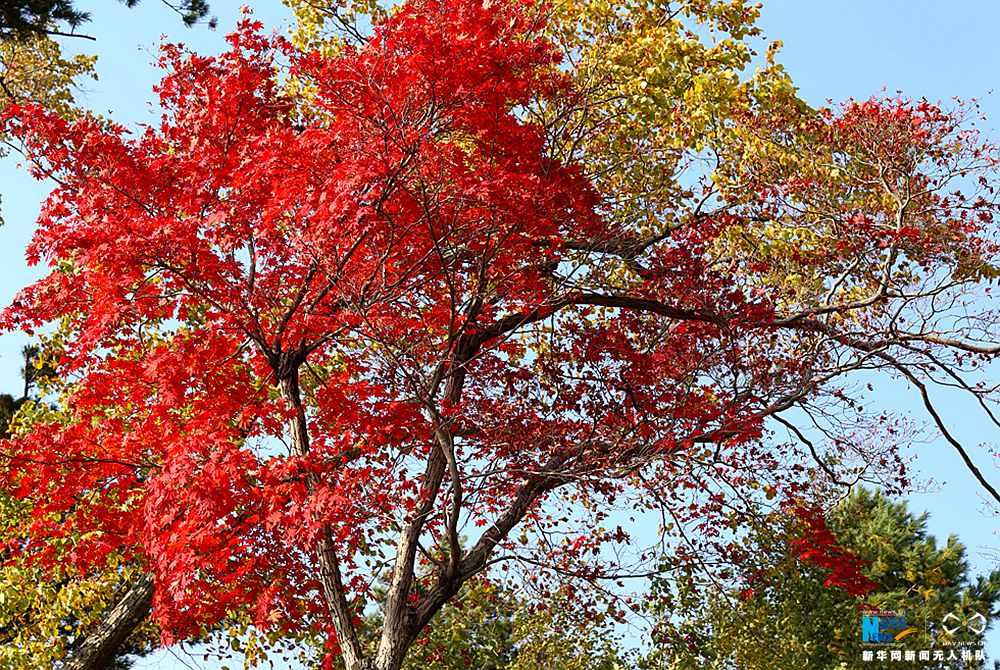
[2,0,1000,668]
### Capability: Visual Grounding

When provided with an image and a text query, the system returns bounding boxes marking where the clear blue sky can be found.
[757,0,1000,660]
[1,1,999,668]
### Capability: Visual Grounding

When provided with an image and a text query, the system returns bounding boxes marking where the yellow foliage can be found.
[0,34,94,118]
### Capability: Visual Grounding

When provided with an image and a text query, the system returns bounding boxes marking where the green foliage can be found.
[401,580,518,670]
[0,0,89,39]
[0,346,47,438]
[645,489,1000,670]
[503,599,627,670]
[348,580,630,670]
[0,0,212,39]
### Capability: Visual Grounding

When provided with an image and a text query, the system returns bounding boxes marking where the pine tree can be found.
[0,0,212,40]
[648,489,1000,670]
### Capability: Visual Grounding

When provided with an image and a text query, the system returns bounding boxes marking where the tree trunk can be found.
[62,573,154,670]
[278,367,369,670]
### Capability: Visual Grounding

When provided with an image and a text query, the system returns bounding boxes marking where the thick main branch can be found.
[276,355,367,670]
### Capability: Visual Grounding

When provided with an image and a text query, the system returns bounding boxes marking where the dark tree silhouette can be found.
[0,1,213,40]
[0,345,44,437]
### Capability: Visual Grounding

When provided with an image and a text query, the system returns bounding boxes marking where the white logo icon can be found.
[941,611,987,636]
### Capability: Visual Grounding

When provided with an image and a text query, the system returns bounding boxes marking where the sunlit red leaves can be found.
[0,0,606,641]
[788,503,879,597]
[0,0,992,654]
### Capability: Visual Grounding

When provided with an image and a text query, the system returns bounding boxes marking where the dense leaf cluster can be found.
[1,1,1000,669]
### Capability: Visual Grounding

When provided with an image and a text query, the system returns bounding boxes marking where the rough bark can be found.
[278,364,369,670]
[271,340,560,670]
[62,573,154,670]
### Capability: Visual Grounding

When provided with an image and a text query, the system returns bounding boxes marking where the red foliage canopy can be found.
[0,0,998,664]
